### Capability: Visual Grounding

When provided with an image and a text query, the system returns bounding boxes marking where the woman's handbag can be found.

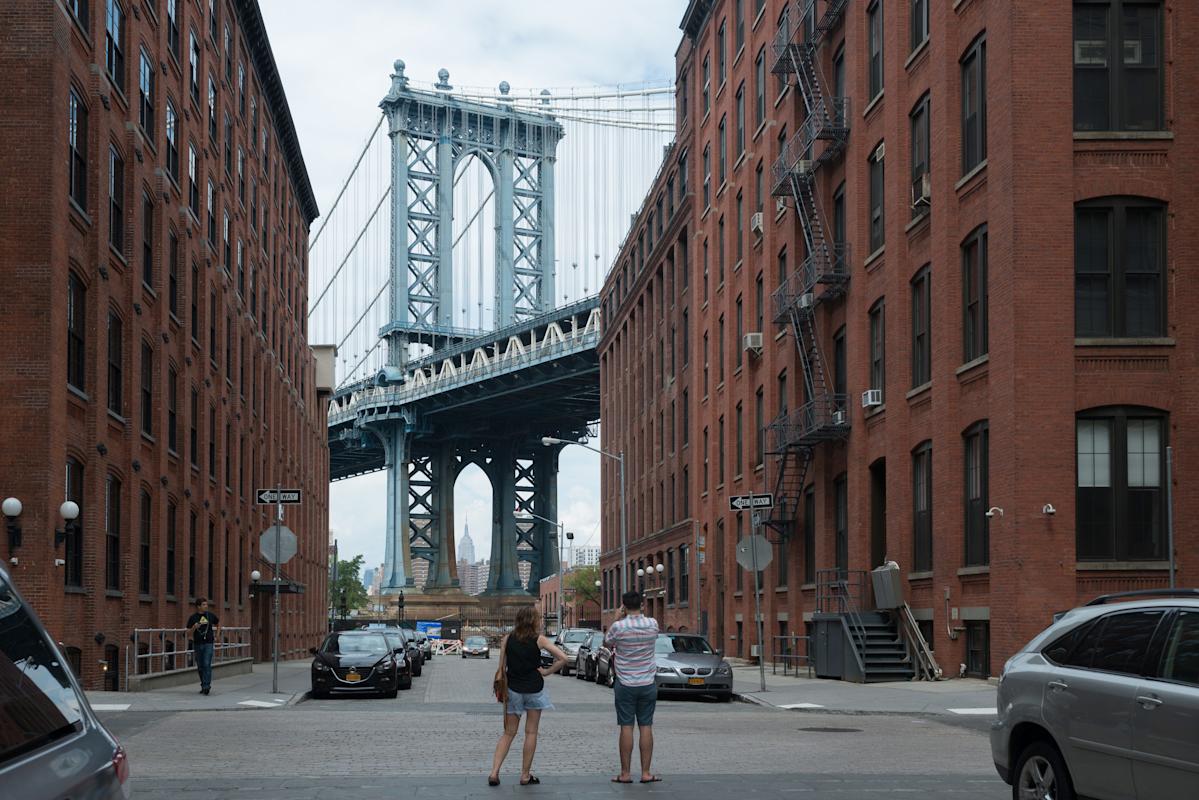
[492,636,508,705]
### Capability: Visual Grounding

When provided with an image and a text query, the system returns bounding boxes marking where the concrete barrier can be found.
[126,657,254,692]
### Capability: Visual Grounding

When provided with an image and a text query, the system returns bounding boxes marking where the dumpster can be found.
[870,562,904,609]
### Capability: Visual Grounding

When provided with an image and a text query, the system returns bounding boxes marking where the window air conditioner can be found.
[911,173,931,209]
[798,292,815,309]
[750,211,764,234]
[796,159,813,174]
[832,409,848,426]
[776,196,787,215]
[750,644,762,657]
[743,332,764,356]
[861,389,883,408]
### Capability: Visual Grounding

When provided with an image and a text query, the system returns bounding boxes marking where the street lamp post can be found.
[520,510,572,635]
[542,437,628,593]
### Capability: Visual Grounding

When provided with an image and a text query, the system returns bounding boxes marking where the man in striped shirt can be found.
[604,591,662,784]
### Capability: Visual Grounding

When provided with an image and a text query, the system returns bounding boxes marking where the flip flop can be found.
[487,777,500,787]
[640,776,662,783]
[611,777,633,784]
[520,776,540,785]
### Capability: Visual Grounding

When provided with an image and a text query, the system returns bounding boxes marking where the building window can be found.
[167,0,180,58]
[755,387,765,467]
[109,146,124,253]
[105,0,125,92]
[1075,198,1165,338]
[911,267,930,387]
[736,83,746,155]
[224,114,232,174]
[911,0,929,52]
[678,545,689,603]
[207,77,217,140]
[140,341,153,435]
[965,621,990,678]
[166,502,177,596]
[718,416,726,484]
[222,212,231,272]
[67,273,86,391]
[834,475,848,572]
[68,90,88,210]
[702,55,710,115]
[168,231,180,316]
[869,300,885,401]
[136,49,156,138]
[189,30,200,103]
[188,144,199,216]
[189,389,198,467]
[964,421,990,566]
[207,520,214,599]
[718,20,727,84]
[164,101,179,181]
[190,263,199,341]
[869,145,885,252]
[910,95,930,219]
[167,366,178,452]
[107,313,122,415]
[1074,1,1163,132]
[189,511,197,597]
[105,475,121,591]
[1077,408,1166,561]
[719,117,727,184]
[802,486,815,583]
[913,442,932,571]
[208,407,216,480]
[962,225,989,361]
[142,194,154,287]
[702,145,711,208]
[961,34,988,174]
[736,193,744,261]
[735,403,744,477]
[754,48,766,128]
[868,1,884,100]
[139,491,152,595]
[65,458,84,587]
[207,180,216,244]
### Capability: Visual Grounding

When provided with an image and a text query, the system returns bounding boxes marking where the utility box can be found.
[871,563,904,610]
[312,344,337,396]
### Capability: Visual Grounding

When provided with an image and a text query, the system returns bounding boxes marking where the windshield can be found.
[0,572,84,766]
[322,633,390,656]
[562,630,591,644]
[383,633,405,650]
[465,637,487,647]
[654,635,715,655]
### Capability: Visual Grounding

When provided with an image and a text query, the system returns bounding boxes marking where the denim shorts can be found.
[506,688,554,716]
[613,679,657,727]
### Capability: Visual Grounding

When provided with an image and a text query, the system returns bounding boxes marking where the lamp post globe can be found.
[60,501,80,521]
[2,498,21,518]
[655,563,664,574]
[250,569,261,582]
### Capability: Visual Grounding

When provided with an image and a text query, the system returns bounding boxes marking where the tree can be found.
[331,554,367,615]
[565,565,600,609]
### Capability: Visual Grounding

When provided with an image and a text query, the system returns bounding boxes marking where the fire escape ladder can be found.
[765,445,812,535]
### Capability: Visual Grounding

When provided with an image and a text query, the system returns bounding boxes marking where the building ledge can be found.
[1075,337,1175,347]
[1074,131,1173,141]
[957,566,991,577]
[905,39,931,72]
[907,571,934,581]
[955,160,988,194]
[1076,561,1171,571]
[862,91,884,120]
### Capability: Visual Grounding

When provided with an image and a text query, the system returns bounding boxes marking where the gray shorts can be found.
[614,679,657,727]
[506,688,554,716]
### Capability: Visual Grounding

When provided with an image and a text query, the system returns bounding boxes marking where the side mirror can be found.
[715,649,723,657]
[393,647,404,655]
[308,647,318,655]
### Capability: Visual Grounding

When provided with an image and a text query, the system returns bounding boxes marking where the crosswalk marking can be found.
[947,707,997,715]
[91,703,131,712]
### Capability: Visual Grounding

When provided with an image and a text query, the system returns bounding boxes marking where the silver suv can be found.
[991,590,1199,800]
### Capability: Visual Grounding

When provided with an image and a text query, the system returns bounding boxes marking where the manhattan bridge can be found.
[308,61,674,602]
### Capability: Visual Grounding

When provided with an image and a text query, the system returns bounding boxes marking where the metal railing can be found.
[771,635,813,678]
[815,568,868,676]
[768,395,850,451]
[128,626,251,688]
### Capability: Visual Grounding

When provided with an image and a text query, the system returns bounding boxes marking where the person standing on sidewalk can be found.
[604,591,661,784]
[186,598,220,695]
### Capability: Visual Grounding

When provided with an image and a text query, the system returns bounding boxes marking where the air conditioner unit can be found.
[743,331,764,356]
[861,389,883,408]
[750,211,764,234]
[750,644,762,657]
[911,173,931,209]
[832,409,848,426]
[796,159,814,174]
[798,292,815,309]
[776,196,787,215]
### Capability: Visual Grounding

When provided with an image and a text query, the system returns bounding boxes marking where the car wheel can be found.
[717,692,733,703]
[1013,740,1075,800]
[486,653,490,659]
[413,665,422,677]
[399,675,413,690]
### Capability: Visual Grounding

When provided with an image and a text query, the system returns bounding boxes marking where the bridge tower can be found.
[374,62,566,599]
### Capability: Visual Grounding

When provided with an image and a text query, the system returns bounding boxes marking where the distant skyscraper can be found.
[458,523,476,565]
[573,546,600,567]
[370,564,384,596]
[362,567,376,592]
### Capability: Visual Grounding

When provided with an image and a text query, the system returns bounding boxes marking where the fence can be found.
[127,627,251,690]
[771,635,814,678]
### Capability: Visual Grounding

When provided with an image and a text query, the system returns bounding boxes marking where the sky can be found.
[259,0,687,573]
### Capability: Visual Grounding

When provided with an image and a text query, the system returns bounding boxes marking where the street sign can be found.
[729,493,774,511]
[256,489,302,505]
[735,534,773,571]
[259,524,298,565]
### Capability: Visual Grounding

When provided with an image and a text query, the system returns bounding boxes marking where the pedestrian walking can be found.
[186,598,220,695]
[488,606,567,787]
[604,591,661,784]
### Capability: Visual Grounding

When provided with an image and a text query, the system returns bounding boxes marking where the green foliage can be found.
[332,554,368,613]
[565,565,600,605]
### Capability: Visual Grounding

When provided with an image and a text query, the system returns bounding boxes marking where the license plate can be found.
[345,672,361,682]
[688,677,704,686]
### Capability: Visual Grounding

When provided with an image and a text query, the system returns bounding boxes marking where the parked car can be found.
[0,563,132,799]
[652,633,733,701]
[462,635,490,659]
[380,630,420,682]
[310,631,408,698]
[404,628,434,661]
[554,628,597,677]
[574,631,606,681]
[364,624,422,676]
[991,589,1199,800]
[595,641,616,687]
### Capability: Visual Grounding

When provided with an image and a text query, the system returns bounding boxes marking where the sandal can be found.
[487,777,500,787]
[640,776,662,783]
[520,775,540,785]
[611,777,633,784]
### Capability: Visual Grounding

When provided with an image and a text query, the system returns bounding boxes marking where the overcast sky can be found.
[260,0,686,576]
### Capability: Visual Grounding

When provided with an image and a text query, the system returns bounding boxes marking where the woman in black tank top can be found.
[488,606,567,787]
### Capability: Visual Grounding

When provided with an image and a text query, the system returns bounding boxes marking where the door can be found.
[869,459,886,569]
[1132,610,1199,797]
[1041,609,1165,800]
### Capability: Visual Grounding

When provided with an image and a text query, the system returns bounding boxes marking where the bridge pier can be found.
[380,424,412,593]
[424,441,461,592]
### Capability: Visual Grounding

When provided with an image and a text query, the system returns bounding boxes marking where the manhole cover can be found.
[797,727,862,733]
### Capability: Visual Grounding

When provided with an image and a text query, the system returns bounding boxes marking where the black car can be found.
[402,628,434,661]
[310,631,409,698]
[574,631,606,681]
[380,630,421,680]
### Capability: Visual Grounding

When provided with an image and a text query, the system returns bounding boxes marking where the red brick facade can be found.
[600,0,1197,676]
[0,1,330,689]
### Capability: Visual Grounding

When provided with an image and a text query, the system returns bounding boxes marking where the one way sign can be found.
[728,493,774,511]
[256,489,302,505]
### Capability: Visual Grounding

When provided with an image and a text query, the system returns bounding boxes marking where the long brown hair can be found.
[512,606,539,642]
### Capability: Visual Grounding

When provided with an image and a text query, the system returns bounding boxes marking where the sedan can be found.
[310,632,408,698]
[652,634,733,701]
[595,642,616,688]
[462,636,491,659]
[380,631,419,683]
[574,631,606,681]
[555,628,597,677]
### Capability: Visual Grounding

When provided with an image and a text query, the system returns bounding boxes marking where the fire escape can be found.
[764,0,850,536]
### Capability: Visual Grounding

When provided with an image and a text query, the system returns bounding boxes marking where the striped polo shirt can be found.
[604,614,660,687]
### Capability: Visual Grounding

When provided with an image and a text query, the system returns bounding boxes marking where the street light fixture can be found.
[54,501,80,548]
[2,497,22,551]
[542,436,628,593]
[518,509,572,634]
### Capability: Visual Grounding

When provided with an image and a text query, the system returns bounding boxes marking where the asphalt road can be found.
[100,653,1009,799]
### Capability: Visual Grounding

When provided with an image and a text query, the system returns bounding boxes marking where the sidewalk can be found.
[729,662,997,716]
[86,660,312,713]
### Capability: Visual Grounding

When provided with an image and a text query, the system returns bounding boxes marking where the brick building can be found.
[0,0,332,689]
[599,0,1195,677]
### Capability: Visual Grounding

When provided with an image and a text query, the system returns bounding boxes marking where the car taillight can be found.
[113,745,130,784]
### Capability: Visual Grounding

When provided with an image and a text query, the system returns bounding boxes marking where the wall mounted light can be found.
[55,501,80,547]
[2,497,22,550]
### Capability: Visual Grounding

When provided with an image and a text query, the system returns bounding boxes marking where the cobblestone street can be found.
[100,657,1007,799]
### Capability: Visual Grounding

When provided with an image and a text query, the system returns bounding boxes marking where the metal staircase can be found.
[764,0,850,536]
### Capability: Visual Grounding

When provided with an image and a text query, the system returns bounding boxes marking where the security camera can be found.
[1042,504,1056,516]
[985,507,1004,518]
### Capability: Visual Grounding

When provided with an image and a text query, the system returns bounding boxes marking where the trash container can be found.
[870,563,904,609]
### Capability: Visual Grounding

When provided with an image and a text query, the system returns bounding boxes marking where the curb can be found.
[286,691,310,707]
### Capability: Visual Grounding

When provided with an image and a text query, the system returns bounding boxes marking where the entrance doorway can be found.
[869,458,887,569]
